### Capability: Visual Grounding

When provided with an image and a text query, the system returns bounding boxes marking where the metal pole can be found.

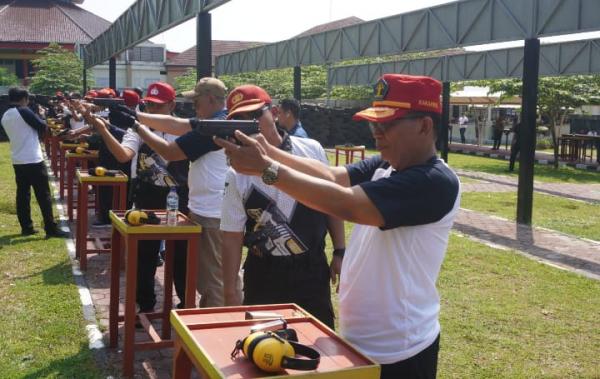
[109,57,116,91]
[441,81,450,162]
[516,38,540,225]
[82,67,87,94]
[196,12,212,79]
[293,66,301,101]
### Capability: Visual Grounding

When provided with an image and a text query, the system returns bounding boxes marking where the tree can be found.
[29,43,92,95]
[0,67,18,86]
[475,76,600,168]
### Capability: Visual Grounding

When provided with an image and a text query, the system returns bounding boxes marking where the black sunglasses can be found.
[231,105,270,120]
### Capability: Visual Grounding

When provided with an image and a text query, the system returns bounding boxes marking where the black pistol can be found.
[189,119,259,140]
[91,98,125,108]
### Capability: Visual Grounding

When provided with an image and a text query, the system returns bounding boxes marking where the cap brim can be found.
[226,100,266,119]
[181,90,198,99]
[352,107,410,123]
[142,96,168,104]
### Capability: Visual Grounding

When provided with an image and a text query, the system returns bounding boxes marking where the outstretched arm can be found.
[136,112,192,136]
[134,123,187,161]
[215,133,384,227]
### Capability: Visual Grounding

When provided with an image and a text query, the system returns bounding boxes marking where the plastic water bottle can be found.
[166,188,179,226]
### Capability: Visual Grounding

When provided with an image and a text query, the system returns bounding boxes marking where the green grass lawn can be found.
[0,143,105,378]
[447,152,600,184]
[353,149,600,184]
[461,191,600,241]
[439,235,600,378]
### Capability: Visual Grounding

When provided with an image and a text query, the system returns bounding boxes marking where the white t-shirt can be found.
[120,128,179,178]
[340,156,460,364]
[221,136,328,232]
[459,116,469,127]
[187,149,228,218]
[63,106,85,130]
[1,107,44,164]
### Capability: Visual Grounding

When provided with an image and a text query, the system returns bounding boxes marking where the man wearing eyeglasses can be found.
[125,77,236,307]
[215,74,460,379]
[219,84,345,329]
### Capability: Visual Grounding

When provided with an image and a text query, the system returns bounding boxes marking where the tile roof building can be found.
[0,0,110,84]
[0,0,168,91]
[165,17,364,84]
[165,40,264,84]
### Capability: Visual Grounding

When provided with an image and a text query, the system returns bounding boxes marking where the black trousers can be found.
[380,334,440,379]
[135,182,188,312]
[242,255,335,329]
[13,162,57,233]
[509,138,520,171]
[459,127,466,143]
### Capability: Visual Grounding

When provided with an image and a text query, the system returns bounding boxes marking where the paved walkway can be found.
[457,169,600,203]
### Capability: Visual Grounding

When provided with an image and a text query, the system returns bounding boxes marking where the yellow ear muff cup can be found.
[125,210,148,226]
[95,166,106,176]
[243,332,294,373]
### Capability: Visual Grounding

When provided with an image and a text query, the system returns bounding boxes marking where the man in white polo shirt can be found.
[1,87,67,238]
[216,74,460,379]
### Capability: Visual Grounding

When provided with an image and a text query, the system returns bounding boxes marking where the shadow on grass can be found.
[8,260,73,286]
[0,233,46,248]
[19,343,109,379]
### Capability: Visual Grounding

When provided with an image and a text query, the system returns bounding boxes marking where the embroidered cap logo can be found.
[150,87,159,96]
[231,92,244,105]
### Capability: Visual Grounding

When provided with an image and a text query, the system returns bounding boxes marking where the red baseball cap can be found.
[353,74,442,123]
[97,88,116,98]
[122,89,140,107]
[226,85,272,120]
[143,82,176,104]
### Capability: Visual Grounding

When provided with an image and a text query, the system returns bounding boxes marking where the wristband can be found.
[333,248,345,258]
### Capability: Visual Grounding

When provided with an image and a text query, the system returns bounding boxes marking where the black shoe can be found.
[21,229,39,236]
[45,229,69,239]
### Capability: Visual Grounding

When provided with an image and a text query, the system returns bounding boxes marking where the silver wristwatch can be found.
[261,161,280,185]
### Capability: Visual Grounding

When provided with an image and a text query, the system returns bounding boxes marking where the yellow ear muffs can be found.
[88,166,117,177]
[233,331,320,373]
[124,209,160,226]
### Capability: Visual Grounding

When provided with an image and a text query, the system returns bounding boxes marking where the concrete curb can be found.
[46,156,105,350]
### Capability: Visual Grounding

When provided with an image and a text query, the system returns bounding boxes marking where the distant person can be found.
[277,99,309,138]
[508,121,521,171]
[492,115,504,150]
[1,87,67,238]
[458,114,469,144]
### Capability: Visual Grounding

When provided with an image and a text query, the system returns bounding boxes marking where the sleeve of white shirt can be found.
[120,128,141,154]
[219,169,247,233]
[314,143,329,165]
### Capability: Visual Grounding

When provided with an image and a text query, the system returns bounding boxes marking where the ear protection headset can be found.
[232,330,320,373]
[124,209,161,226]
[88,166,118,177]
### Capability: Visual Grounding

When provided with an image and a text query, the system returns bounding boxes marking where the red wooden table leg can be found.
[67,158,74,221]
[162,240,175,340]
[172,339,193,379]
[79,182,89,271]
[123,236,138,378]
[109,227,121,348]
[59,149,65,199]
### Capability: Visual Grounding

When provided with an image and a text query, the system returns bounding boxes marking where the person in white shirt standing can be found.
[216,74,460,379]
[1,87,67,238]
[458,114,469,144]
